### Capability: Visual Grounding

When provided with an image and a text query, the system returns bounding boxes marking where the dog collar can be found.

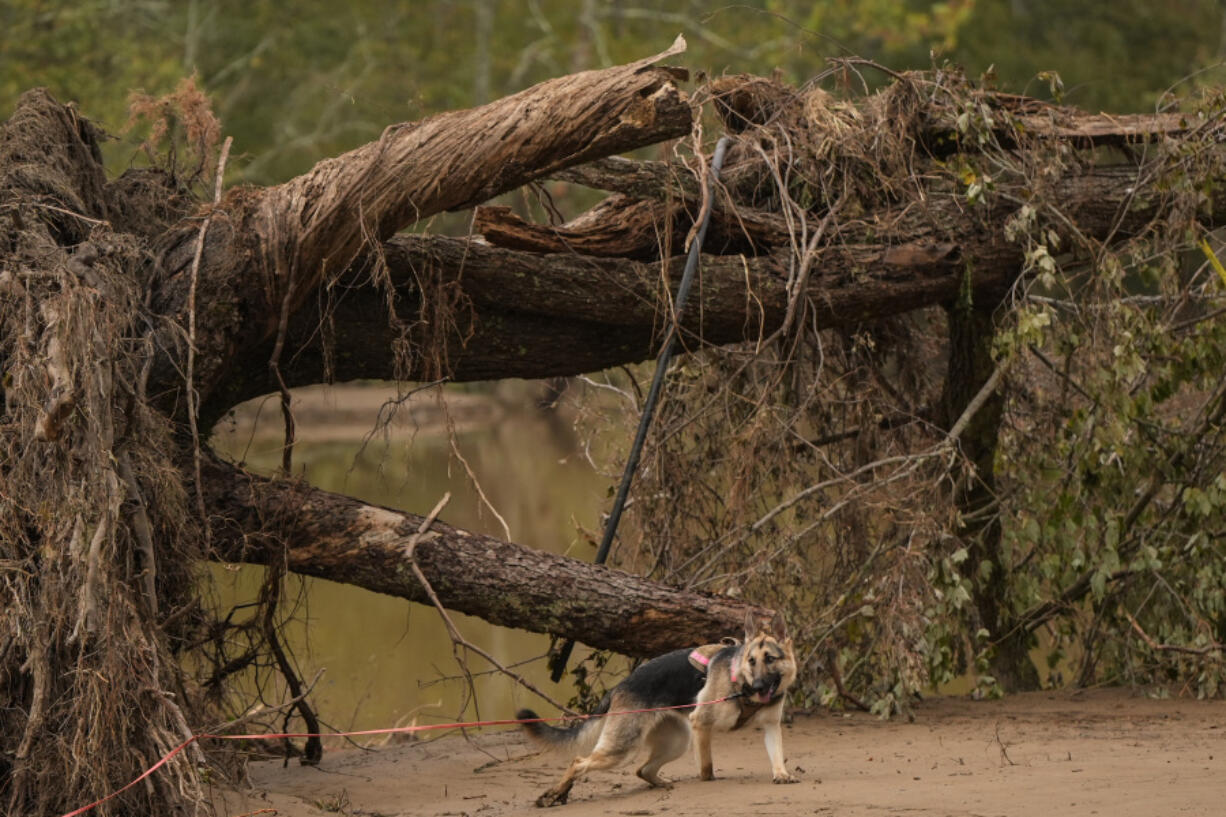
[688,649,711,668]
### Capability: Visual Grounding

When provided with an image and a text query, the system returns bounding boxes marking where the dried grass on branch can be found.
[578,67,993,709]
[585,64,1226,709]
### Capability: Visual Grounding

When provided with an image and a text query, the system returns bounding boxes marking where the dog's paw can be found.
[535,789,570,807]
[772,772,800,784]
[637,769,674,789]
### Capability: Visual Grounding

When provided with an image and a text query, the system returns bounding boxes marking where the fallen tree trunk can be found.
[203,160,1218,419]
[199,233,967,420]
[202,455,771,657]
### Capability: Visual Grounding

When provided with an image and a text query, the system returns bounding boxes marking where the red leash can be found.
[59,695,737,817]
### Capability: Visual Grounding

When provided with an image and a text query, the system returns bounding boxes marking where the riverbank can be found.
[213,687,1223,817]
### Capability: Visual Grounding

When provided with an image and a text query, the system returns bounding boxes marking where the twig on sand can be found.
[994,721,1016,766]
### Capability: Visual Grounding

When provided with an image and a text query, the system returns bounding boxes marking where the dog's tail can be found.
[515,699,607,754]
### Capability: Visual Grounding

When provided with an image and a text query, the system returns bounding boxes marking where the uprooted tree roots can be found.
[0,92,209,815]
[0,84,326,816]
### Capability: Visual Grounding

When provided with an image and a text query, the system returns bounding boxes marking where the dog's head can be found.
[735,613,796,704]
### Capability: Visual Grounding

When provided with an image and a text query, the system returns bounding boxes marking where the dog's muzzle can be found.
[744,673,782,704]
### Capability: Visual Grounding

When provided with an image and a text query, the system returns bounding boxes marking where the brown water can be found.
[208,383,616,733]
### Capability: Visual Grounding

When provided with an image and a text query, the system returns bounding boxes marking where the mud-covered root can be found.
[0,88,207,817]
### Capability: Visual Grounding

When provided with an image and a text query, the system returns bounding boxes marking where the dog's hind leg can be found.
[535,745,632,808]
[535,719,638,807]
[636,715,690,788]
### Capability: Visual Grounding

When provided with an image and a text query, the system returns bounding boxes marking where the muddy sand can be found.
[214,689,1223,817]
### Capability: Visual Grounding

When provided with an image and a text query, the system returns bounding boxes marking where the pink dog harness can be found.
[690,648,739,682]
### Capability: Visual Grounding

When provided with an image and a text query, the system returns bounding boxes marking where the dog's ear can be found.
[768,615,788,642]
[720,636,741,647]
[743,610,759,641]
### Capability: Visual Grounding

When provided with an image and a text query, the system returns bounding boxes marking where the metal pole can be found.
[550,136,732,681]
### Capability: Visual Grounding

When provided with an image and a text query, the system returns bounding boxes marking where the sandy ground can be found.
[212,689,1224,817]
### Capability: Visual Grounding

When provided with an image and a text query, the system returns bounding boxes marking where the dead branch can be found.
[827,649,871,712]
[1123,609,1225,657]
[474,192,787,259]
[201,453,774,658]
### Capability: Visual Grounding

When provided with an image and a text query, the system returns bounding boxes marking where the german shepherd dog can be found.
[517,614,798,807]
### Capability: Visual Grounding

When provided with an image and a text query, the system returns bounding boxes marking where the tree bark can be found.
[940,303,1040,692]
[201,455,772,657]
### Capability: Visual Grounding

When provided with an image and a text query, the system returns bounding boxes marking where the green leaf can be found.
[1091,569,1107,601]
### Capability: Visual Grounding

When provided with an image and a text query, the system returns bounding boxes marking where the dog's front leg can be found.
[693,722,715,780]
[763,718,797,783]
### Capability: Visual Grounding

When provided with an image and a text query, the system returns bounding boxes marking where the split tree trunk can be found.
[151,36,695,417]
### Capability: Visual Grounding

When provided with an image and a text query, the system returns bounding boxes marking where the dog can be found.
[517,614,798,807]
